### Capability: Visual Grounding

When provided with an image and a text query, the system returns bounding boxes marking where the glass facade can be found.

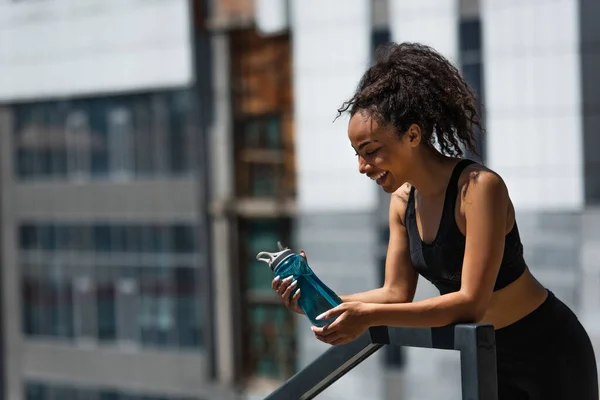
[13,90,196,181]
[25,381,200,400]
[20,223,204,349]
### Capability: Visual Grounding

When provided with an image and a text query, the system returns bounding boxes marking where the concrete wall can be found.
[482,0,583,211]
[0,0,193,101]
[389,0,459,65]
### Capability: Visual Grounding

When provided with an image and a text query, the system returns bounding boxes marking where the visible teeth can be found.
[371,171,387,180]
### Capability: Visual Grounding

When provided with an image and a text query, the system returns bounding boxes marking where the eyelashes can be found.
[354,148,381,157]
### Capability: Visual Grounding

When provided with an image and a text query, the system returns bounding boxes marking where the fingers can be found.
[311,324,335,338]
[314,330,343,345]
[291,288,301,305]
[276,276,293,296]
[271,276,281,291]
[300,250,307,260]
[282,280,298,305]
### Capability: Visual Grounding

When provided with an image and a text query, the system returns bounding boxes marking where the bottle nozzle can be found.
[256,242,294,271]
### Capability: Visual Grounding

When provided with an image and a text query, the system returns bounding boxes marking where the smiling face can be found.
[348,111,422,193]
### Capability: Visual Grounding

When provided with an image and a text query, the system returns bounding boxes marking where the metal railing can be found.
[265,324,497,400]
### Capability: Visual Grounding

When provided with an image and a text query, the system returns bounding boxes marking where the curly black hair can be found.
[337,42,483,157]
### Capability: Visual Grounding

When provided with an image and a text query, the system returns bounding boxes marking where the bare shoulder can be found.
[390,183,412,225]
[458,163,510,207]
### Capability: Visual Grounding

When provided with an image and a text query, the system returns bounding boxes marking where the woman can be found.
[272,42,598,399]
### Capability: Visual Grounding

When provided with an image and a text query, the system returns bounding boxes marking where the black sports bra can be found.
[405,159,527,295]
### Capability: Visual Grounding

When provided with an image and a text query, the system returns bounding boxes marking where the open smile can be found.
[369,171,389,186]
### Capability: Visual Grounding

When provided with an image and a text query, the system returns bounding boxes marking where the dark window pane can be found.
[22,264,41,335]
[133,96,156,176]
[56,224,85,251]
[111,225,127,252]
[243,119,261,148]
[250,164,278,196]
[97,266,117,341]
[123,225,141,253]
[94,225,112,252]
[39,225,58,251]
[174,267,202,348]
[48,385,78,400]
[265,116,281,149]
[154,226,172,253]
[99,391,120,400]
[462,63,482,100]
[173,226,196,253]
[459,19,481,52]
[19,225,39,249]
[25,382,47,400]
[371,28,391,56]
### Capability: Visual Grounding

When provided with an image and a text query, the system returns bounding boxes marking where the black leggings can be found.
[495,290,599,399]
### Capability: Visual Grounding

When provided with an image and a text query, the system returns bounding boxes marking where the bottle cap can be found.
[256,241,294,272]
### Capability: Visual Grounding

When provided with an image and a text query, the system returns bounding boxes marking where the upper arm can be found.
[382,184,419,303]
[459,169,510,318]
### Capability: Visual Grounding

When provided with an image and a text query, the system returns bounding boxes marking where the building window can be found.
[238,218,296,382]
[235,114,293,198]
[13,90,196,182]
[19,222,204,350]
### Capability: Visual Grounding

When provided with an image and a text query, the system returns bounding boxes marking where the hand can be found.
[311,302,374,346]
[271,250,308,315]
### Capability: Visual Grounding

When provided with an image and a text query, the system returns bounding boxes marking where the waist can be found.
[478,267,549,330]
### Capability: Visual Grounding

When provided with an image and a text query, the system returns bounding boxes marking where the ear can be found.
[404,124,422,148]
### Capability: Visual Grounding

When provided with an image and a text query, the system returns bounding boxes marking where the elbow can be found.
[384,286,414,304]
[456,293,489,324]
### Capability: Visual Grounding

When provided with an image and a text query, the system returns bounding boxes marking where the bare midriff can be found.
[479,267,549,330]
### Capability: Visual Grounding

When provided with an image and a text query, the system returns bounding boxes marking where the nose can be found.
[358,155,371,175]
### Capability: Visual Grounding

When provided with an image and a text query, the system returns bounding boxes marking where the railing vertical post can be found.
[454,324,498,400]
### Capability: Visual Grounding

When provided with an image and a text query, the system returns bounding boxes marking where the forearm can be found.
[341,287,410,304]
[366,292,481,328]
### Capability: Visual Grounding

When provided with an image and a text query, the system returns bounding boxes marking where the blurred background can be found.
[0,0,599,399]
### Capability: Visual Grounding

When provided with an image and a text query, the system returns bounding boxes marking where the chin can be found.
[381,182,400,193]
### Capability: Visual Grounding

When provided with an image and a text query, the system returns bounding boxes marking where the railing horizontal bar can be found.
[264,328,387,400]
[387,325,456,350]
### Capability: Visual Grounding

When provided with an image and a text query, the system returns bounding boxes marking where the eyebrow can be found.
[358,140,377,150]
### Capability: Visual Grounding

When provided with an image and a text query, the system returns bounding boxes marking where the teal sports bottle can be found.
[256,242,343,327]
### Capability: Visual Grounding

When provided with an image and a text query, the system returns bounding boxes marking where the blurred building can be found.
[0,1,218,399]
[0,0,599,400]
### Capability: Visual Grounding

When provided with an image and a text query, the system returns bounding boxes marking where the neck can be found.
[407,147,459,198]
